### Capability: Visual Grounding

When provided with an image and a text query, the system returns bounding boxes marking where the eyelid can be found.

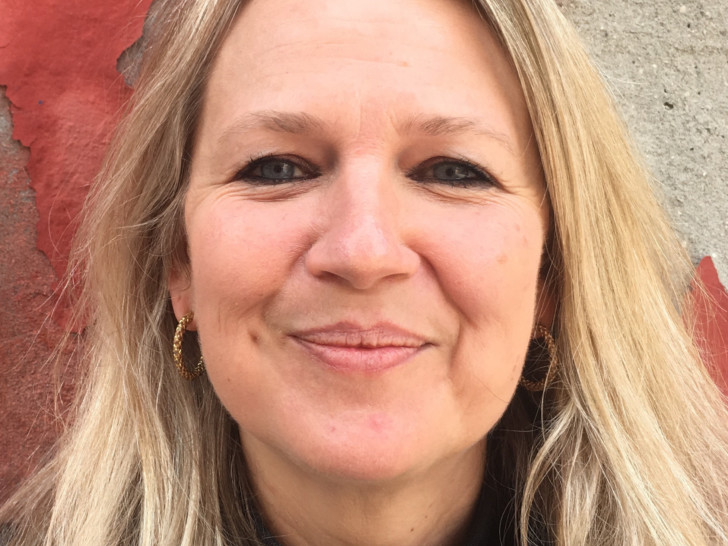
[232,154,321,184]
[407,156,500,188]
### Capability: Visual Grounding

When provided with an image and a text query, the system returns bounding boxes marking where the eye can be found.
[408,157,497,188]
[233,155,319,184]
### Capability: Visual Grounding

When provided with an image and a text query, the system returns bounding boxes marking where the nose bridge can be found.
[305,158,418,289]
[332,161,397,250]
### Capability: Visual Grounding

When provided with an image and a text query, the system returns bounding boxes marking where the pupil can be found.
[263,161,293,179]
[435,163,467,180]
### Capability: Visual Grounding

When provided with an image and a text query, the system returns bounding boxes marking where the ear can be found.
[169,266,196,330]
[535,276,557,331]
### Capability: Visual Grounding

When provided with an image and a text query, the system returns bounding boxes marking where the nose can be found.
[305,168,420,290]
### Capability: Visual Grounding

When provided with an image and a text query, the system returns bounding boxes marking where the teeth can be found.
[297,331,422,348]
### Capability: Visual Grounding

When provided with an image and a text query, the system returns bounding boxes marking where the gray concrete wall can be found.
[559,0,727,281]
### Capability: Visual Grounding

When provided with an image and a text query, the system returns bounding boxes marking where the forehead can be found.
[197,0,531,150]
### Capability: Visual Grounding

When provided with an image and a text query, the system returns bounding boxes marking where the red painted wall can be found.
[695,257,728,395]
[0,0,152,502]
[0,0,726,505]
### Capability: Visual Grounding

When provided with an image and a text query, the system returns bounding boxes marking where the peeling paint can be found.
[0,86,72,503]
[0,0,152,503]
[695,257,728,394]
[0,0,153,278]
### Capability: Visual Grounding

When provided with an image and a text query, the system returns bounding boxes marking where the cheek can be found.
[428,205,545,323]
[184,199,313,418]
[425,204,544,407]
[185,199,309,332]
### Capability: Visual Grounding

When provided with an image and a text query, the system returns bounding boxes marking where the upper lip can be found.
[290,321,430,348]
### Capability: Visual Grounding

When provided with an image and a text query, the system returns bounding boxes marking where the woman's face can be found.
[171,0,550,482]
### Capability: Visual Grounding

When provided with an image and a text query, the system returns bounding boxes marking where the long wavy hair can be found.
[2,0,727,544]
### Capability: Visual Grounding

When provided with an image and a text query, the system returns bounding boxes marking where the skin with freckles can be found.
[169,0,551,543]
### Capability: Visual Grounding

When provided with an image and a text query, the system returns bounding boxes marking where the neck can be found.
[242,435,486,546]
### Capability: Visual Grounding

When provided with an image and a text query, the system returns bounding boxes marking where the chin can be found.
[236,375,495,487]
[284,416,473,486]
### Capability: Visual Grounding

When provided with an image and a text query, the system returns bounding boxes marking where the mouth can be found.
[290,322,431,373]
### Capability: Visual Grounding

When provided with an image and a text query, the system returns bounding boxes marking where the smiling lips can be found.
[291,322,430,373]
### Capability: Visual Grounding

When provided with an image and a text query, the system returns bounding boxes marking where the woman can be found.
[2,0,727,544]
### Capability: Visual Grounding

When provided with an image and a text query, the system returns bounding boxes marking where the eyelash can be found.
[233,154,498,188]
[233,154,320,185]
[406,156,497,188]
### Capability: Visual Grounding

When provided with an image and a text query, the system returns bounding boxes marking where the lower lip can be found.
[292,338,423,373]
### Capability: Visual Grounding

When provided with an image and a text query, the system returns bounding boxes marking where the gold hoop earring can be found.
[519,324,558,392]
[172,312,205,380]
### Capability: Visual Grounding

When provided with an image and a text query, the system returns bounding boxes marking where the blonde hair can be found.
[2,0,727,544]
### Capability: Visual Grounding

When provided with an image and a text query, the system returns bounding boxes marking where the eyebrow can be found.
[217,110,514,152]
[217,111,324,144]
[401,114,514,152]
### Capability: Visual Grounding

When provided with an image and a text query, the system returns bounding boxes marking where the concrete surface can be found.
[0,87,69,502]
[559,0,728,281]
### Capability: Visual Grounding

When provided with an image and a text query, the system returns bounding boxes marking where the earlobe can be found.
[535,277,557,329]
[168,267,194,327]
